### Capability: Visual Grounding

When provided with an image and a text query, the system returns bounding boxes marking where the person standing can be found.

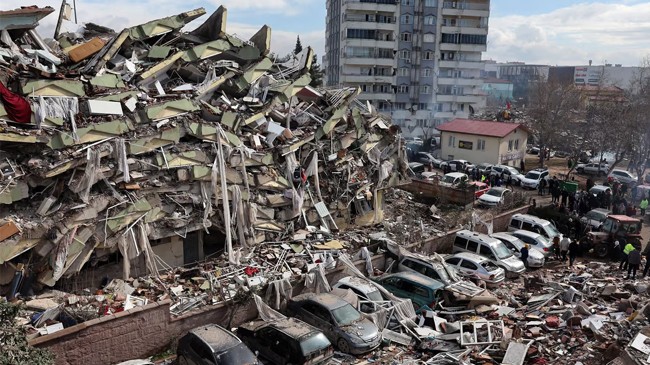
[521,244,530,269]
[640,198,648,217]
[552,236,561,260]
[626,244,641,280]
[642,242,650,278]
[520,160,525,174]
[568,239,579,267]
[560,235,571,261]
[620,241,635,271]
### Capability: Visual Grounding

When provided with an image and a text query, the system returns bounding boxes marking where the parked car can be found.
[580,208,611,230]
[177,324,259,365]
[332,276,386,313]
[408,162,425,175]
[490,165,523,185]
[286,293,380,355]
[397,253,486,297]
[469,181,490,198]
[444,252,506,287]
[440,159,470,172]
[477,187,511,207]
[416,152,442,168]
[576,162,609,176]
[589,185,612,197]
[237,318,333,365]
[519,168,549,189]
[608,169,637,185]
[490,232,545,268]
[509,230,553,257]
[474,163,493,176]
[508,213,562,242]
[528,146,540,155]
[373,271,444,310]
[452,230,526,275]
[440,172,469,187]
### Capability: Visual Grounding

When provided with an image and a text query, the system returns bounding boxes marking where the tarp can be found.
[0,81,32,123]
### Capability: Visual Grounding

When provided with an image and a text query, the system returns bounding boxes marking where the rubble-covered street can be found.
[1,4,650,365]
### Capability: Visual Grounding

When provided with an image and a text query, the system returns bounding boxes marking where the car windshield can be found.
[542,224,560,239]
[331,304,361,326]
[215,343,258,365]
[300,332,330,356]
[443,176,457,184]
[493,243,514,259]
[486,189,503,197]
[525,172,540,179]
[366,289,383,302]
[482,261,500,271]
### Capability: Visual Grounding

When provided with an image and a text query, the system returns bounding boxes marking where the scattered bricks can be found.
[545,316,560,328]
[601,285,617,296]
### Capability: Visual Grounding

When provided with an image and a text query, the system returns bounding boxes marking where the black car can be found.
[177,324,259,365]
[237,318,333,365]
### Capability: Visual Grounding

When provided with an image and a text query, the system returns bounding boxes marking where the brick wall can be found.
[31,255,386,365]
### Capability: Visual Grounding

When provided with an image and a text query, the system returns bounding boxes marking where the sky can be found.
[5,1,650,67]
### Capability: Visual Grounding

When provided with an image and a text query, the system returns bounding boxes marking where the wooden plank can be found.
[0,221,21,242]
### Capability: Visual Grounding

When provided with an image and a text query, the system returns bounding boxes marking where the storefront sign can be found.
[458,140,473,150]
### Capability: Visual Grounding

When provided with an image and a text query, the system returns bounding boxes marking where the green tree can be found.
[0,301,54,365]
[293,36,303,55]
[309,54,323,87]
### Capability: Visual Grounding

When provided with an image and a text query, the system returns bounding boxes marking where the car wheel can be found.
[337,338,351,353]
[595,244,609,258]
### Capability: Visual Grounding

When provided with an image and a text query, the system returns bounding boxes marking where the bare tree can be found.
[527,80,584,167]
[626,57,650,182]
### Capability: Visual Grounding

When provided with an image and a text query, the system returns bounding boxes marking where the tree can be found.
[625,56,650,182]
[309,54,323,88]
[293,36,303,55]
[526,80,584,168]
[0,301,54,365]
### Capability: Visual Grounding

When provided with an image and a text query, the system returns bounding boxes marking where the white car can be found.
[519,168,549,189]
[444,252,506,287]
[576,163,609,176]
[440,160,470,172]
[608,169,637,185]
[580,208,610,230]
[478,187,511,207]
[490,165,524,185]
[509,230,553,257]
[490,232,545,268]
[440,172,468,187]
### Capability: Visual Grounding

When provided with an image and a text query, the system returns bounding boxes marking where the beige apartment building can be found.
[437,118,529,166]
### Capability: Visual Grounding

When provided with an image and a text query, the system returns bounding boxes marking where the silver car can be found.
[287,293,380,355]
[580,208,611,230]
[491,232,545,268]
[509,230,553,257]
[444,252,506,287]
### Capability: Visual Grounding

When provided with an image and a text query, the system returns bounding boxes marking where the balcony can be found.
[342,57,395,67]
[344,20,397,31]
[359,92,394,100]
[441,25,488,35]
[344,38,396,49]
[341,74,394,83]
[437,77,484,86]
[436,94,484,103]
[343,0,398,13]
[438,60,485,69]
[439,43,487,52]
[441,2,490,17]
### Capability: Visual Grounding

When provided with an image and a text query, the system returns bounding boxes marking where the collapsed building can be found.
[0,5,409,295]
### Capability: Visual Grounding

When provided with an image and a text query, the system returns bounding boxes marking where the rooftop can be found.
[437,119,529,138]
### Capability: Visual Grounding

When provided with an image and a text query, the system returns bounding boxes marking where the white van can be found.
[507,213,562,241]
[440,172,468,187]
[453,230,525,275]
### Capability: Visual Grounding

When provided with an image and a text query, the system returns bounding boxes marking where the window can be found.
[401,32,412,42]
[460,260,478,270]
[377,48,393,58]
[448,135,456,147]
[422,68,432,77]
[479,245,496,260]
[394,102,406,110]
[399,50,411,59]
[400,14,412,24]
[477,139,485,150]
[401,0,412,5]
[466,239,478,252]
[423,51,434,60]
[514,139,519,150]
[190,339,214,361]
[446,257,461,265]
[397,85,409,93]
[454,236,467,248]
[424,15,436,25]
[398,67,410,76]
[347,29,377,40]
[521,222,534,231]
[421,85,430,94]
[510,219,521,229]
[418,103,429,110]
[423,33,435,43]
[424,0,437,6]
[508,140,514,151]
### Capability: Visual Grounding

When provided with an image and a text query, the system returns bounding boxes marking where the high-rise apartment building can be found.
[325,0,489,137]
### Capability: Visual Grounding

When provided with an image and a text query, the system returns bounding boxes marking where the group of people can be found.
[470,168,514,189]
[617,241,650,280]
[550,235,581,267]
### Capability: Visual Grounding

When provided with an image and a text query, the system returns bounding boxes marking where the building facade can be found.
[325,0,490,138]
[437,119,529,166]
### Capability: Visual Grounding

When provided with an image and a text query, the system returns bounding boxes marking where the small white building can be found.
[437,119,529,167]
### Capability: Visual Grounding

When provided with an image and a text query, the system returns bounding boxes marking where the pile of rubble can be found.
[0,5,410,297]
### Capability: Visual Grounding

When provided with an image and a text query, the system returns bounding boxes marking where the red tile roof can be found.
[437,119,529,138]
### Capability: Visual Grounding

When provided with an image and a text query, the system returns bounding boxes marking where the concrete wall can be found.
[497,128,527,167]
[440,131,501,164]
[31,255,386,365]
[152,236,184,270]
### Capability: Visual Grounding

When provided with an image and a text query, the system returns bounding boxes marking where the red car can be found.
[469,181,490,198]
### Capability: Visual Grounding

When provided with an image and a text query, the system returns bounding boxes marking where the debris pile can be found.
[0,5,409,294]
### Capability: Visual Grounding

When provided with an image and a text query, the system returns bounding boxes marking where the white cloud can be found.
[485,2,650,66]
